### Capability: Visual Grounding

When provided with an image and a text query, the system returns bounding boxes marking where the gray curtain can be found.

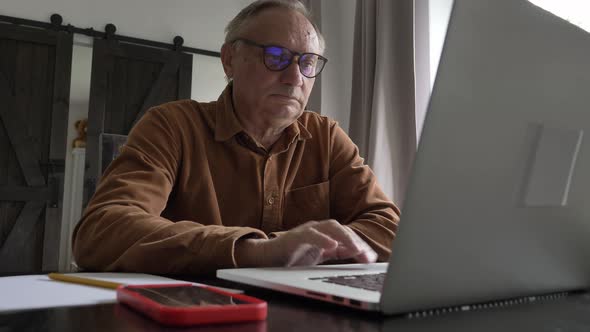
[349,0,417,207]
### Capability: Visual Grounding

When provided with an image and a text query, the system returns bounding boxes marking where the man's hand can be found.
[235,220,378,267]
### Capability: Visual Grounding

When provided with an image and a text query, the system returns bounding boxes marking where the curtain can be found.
[349,0,417,207]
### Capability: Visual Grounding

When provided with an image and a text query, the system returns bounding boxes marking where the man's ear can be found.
[221,43,234,80]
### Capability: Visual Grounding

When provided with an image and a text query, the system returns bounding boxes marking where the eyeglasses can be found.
[233,38,328,78]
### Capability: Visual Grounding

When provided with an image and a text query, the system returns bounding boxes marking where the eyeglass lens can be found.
[263,46,324,78]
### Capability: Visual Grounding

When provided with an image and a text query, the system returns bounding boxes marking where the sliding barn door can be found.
[85,39,192,201]
[0,25,72,274]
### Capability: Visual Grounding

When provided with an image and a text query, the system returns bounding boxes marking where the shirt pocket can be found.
[283,181,330,229]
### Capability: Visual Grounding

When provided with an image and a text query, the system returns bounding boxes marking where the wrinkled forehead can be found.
[239,8,321,54]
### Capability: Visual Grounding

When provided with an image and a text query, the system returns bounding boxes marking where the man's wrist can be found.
[235,237,271,267]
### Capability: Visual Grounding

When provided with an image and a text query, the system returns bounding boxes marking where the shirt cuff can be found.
[229,229,268,267]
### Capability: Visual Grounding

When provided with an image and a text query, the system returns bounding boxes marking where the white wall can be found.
[192,55,227,102]
[320,0,356,133]
[57,41,93,271]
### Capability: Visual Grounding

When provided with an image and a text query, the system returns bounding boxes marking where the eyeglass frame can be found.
[231,38,328,78]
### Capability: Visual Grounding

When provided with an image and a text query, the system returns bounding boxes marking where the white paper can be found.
[0,273,241,312]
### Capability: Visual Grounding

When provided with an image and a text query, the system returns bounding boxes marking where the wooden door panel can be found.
[0,202,24,252]
[0,100,26,188]
[85,39,192,199]
[0,97,48,187]
[0,201,45,273]
[0,24,72,274]
[132,57,181,126]
[108,58,163,134]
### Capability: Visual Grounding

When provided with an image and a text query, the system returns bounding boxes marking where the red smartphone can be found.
[116,283,267,326]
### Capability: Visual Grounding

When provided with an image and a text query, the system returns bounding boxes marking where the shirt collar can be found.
[294,119,312,141]
[214,83,313,142]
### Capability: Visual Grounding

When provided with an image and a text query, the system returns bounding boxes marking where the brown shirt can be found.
[72,85,400,275]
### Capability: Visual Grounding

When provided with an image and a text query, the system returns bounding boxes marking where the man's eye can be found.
[301,61,315,69]
[265,54,282,63]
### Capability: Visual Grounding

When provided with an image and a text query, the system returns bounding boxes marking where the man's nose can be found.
[279,58,304,86]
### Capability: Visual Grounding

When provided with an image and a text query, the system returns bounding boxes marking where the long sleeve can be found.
[328,123,400,261]
[72,107,266,276]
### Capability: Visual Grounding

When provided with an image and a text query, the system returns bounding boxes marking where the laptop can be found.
[218,0,590,314]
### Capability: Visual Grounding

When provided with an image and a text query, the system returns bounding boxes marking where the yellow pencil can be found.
[47,273,122,290]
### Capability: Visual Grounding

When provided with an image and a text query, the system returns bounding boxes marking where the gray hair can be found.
[224,0,325,53]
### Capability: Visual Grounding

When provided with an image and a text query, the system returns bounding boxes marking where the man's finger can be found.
[352,248,378,263]
[317,225,378,262]
[297,227,339,251]
[312,220,364,255]
[287,244,324,267]
[342,226,378,263]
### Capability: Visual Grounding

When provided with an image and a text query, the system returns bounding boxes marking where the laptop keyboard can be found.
[309,273,386,292]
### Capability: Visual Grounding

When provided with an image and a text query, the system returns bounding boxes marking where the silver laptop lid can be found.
[381,0,590,314]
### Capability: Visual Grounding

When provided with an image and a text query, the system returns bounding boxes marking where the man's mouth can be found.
[272,94,299,102]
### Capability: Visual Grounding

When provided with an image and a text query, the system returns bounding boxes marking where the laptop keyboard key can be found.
[309,273,385,292]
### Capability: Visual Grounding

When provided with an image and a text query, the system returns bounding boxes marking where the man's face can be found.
[222,8,322,128]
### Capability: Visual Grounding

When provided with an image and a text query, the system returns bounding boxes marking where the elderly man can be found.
[72,0,399,275]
